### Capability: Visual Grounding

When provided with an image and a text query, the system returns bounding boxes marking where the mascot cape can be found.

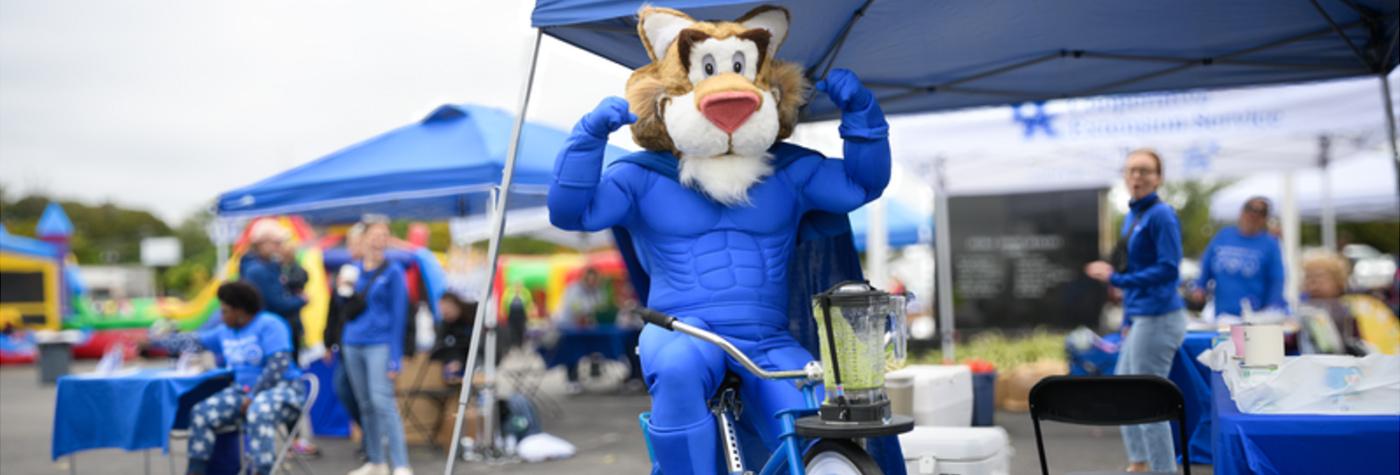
[608,144,905,472]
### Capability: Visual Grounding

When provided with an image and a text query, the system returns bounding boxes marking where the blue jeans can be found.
[333,352,362,427]
[1116,309,1187,472]
[344,344,409,468]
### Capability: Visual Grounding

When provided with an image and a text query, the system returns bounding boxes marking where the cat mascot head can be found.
[625,5,808,205]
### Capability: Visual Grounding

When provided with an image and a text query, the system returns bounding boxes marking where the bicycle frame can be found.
[637,308,850,475]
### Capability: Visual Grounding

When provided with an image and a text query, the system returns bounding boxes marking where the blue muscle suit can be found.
[549,70,889,474]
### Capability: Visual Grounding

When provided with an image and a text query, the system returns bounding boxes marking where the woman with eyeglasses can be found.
[1084,148,1187,473]
[1190,196,1288,318]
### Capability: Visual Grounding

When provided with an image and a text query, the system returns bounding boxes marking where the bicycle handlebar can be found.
[636,308,817,381]
[636,307,676,331]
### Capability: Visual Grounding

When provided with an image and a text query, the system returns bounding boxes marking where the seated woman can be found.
[430,293,475,383]
[1298,252,1366,355]
[153,281,304,475]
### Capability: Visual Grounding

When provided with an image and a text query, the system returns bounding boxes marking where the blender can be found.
[795,281,915,438]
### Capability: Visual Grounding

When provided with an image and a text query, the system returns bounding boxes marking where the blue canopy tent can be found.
[445,2,1400,467]
[216,104,630,224]
[849,200,932,251]
[533,1,1398,122]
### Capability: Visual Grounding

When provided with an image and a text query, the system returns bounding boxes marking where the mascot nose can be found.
[699,91,761,134]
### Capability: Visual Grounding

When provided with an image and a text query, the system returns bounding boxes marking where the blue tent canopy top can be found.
[849,200,932,250]
[533,0,1398,121]
[216,104,631,223]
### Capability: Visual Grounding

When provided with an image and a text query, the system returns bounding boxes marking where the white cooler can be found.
[887,365,973,426]
[899,426,1011,475]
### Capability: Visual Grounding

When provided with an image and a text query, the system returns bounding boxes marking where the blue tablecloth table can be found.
[540,325,642,371]
[1168,331,1216,463]
[1210,372,1400,475]
[52,368,233,460]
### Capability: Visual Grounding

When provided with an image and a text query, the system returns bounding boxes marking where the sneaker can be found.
[391,468,414,475]
[565,382,584,395]
[290,439,321,458]
[347,463,389,475]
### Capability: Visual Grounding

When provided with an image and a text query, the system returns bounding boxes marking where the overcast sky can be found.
[0,1,649,222]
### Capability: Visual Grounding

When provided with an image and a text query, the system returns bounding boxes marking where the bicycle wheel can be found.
[803,439,884,475]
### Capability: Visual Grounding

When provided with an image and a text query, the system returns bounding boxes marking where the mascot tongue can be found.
[700,91,760,134]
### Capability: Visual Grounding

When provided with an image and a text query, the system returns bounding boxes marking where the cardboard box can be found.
[997,359,1067,412]
[399,394,443,445]
[396,353,447,392]
[434,396,480,451]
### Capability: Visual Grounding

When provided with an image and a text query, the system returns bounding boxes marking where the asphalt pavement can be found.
[1,359,1210,474]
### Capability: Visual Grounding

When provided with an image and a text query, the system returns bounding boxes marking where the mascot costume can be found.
[548,5,896,474]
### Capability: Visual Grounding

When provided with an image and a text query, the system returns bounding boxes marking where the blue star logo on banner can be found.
[1011,101,1057,139]
[1183,141,1219,176]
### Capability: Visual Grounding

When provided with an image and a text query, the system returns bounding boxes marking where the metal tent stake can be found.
[444,28,543,474]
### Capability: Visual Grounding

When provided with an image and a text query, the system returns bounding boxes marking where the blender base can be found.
[793,414,915,438]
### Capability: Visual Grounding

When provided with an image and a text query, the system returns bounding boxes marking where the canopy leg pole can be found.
[1281,171,1301,308]
[444,28,543,474]
[1318,135,1336,251]
[1381,73,1399,194]
[931,157,956,363]
[867,198,889,289]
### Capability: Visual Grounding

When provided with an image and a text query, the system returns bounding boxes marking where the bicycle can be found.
[635,307,913,475]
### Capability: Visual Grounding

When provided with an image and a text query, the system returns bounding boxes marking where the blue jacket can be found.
[240,254,306,321]
[1197,226,1287,316]
[340,260,408,371]
[1111,193,1185,322]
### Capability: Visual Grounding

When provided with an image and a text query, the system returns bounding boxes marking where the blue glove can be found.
[579,97,638,139]
[816,69,887,140]
[815,69,874,113]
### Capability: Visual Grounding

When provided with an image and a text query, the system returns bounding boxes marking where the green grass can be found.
[919,329,1067,371]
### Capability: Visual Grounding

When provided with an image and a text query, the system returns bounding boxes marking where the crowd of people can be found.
[147,211,634,475]
[1083,148,1396,473]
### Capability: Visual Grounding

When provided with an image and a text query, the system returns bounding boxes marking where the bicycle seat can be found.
[710,372,745,415]
[717,372,743,394]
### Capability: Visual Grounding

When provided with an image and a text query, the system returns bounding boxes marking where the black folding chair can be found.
[1028,375,1191,475]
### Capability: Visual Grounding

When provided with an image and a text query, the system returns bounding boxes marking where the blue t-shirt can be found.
[1197,226,1287,316]
[198,311,301,389]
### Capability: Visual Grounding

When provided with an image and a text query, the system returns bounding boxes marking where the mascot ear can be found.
[638,7,696,63]
[738,6,789,60]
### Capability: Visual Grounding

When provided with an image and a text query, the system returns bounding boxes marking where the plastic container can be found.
[886,372,915,417]
[37,342,71,384]
[970,370,996,426]
[899,426,1011,475]
[887,365,972,426]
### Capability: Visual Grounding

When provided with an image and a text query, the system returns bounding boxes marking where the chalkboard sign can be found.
[948,189,1107,330]
[0,271,46,303]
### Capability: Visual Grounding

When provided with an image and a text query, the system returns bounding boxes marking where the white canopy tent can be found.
[1212,149,1400,222]
[886,74,1395,194]
[867,73,1398,312]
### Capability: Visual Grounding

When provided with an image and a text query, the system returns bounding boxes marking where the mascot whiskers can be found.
[548,5,891,474]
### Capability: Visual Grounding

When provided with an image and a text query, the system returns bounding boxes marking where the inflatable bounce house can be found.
[491,250,632,325]
[0,204,449,365]
[0,204,83,363]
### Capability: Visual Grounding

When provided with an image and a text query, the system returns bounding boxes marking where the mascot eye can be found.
[732,51,746,74]
[702,54,716,76]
